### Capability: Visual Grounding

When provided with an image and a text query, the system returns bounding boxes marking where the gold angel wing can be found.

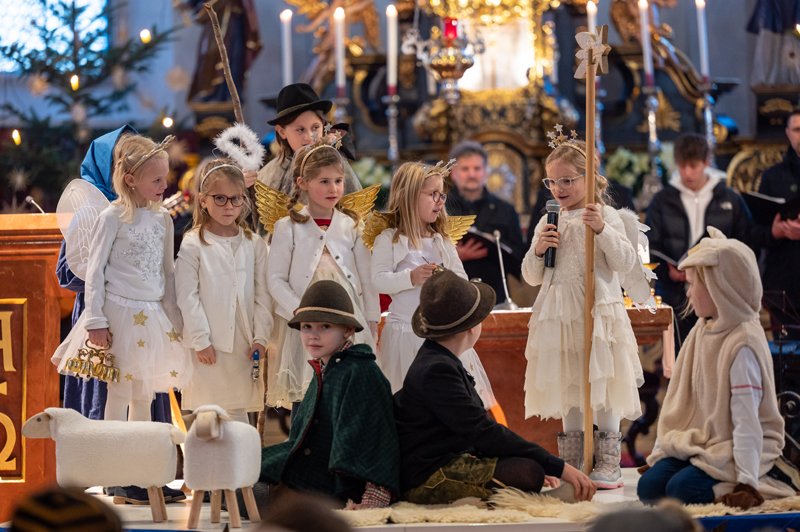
[446,215,477,246]
[254,181,291,234]
[361,211,394,251]
[339,183,381,219]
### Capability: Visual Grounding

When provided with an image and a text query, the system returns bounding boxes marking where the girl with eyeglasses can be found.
[371,161,497,410]
[266,139,379,408]
[175,159,273,422]
[522,140,643,490]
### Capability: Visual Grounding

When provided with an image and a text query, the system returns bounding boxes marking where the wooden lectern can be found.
[0,214,65,522]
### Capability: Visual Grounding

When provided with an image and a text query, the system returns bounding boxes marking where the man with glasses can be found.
[445,141,525,304]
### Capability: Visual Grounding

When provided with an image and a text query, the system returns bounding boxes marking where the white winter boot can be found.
[589,431,624,489]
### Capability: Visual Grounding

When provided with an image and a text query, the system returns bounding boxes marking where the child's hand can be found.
[582,203,605,234]
[243,170,257,188]
[667,263,686,282]
[250,342,266,359]
[457,239,489,261]
[534,223,559,257]
[196,345,217,365]
[87,328,111,348]
[543,476,560,488]
[410,263,437,286]
[560,463,597,501]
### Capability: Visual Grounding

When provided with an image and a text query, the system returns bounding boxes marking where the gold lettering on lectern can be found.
[0,303,24,478]
[0,312,14,372]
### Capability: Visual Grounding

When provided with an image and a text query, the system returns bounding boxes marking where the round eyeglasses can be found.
[542,175,584,190]
[210,194,245,207]
[428,191,447,203]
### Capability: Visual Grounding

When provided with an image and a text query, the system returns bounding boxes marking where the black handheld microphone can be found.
[544,200,559,268]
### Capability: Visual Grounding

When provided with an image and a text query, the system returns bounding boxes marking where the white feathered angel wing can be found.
[56,179,110,280]
[618,208,657,311]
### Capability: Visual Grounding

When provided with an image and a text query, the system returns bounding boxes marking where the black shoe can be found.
[102,486,117,496]
[112,485,150,505]
[162,485,186,503]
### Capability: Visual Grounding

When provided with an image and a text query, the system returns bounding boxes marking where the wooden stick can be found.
[203,3,243,124]
[147,486,164,522]
[225,489,242,528]
[242,486,261,522]
[583,47,597,476]
[187,490,204,529]
[210,489,222,523]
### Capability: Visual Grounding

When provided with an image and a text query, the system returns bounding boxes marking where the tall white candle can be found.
[386,4,398,95]
[334,7,346,96]
[638,0,654,86]
[280,9,293,86]
[587,1,597,34]
[695,0,710,81]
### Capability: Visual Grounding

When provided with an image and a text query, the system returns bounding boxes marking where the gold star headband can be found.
[298,125,344,177]
[424,158,457,180]
[546,124,586,158]
[126,135,176,174]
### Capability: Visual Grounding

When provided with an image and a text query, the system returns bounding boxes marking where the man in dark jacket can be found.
[753,110,800,340]
[394,269,595,504]
[446,141,525,304]
[645,133,753,343]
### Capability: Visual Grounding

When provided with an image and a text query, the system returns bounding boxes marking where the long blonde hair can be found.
[111,134,169,223]
[545,141,609,206]
[287,142,358,224]
[386,161,450,249]
[191,158,253,244]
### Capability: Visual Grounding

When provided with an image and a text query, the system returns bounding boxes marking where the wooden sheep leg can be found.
[147,486,165,522]
[242,486,261,522]
[210,490,222,523]
[158,487,167,521]
[186,490,205,529]
[225,489,242,528]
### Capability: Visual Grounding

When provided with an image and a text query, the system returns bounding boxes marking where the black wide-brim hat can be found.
[267,83,333,126]
[412,269,496,339]
[288,280,364,332]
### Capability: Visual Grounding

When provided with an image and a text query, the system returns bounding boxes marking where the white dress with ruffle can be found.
[523,206,643,421]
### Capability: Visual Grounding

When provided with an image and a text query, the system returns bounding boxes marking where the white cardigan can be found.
[175,229,273,353]
[267,207,379,322]
[371,229,467,294]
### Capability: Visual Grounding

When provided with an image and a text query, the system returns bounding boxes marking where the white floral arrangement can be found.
[604,147,650,189]
[351,157,392,188]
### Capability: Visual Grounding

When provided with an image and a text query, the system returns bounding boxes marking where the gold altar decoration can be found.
[63,340,120,383]
[726,144,786,194]
[420,0,541,25]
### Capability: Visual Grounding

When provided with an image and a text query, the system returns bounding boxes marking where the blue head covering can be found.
[80,124,137,201]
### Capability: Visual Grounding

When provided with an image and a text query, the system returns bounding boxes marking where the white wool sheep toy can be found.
[183,405,261,529]
[22,407,184,523]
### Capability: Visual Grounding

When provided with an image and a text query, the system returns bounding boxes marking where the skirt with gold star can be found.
[52,293,192,402]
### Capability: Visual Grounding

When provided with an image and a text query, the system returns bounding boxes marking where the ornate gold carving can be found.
[726,145,786,194]
[636,90,681,133]
[63,340,120,384]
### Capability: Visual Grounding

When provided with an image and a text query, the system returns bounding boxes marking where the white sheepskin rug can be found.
[336,491,800,527]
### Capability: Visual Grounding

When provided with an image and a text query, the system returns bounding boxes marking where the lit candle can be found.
[695,0,709,81]
[280,9,293,86]
[162,116,174,128]
[70,74,80,91]
[638,0,654,87]
[386,4,398,96]
[139,29,152,44]
[587,0,597,34]
[11,129,21,146]
[334,7,346,97]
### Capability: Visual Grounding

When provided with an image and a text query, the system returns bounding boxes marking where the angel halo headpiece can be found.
[297,125,345,177]
[422,158,457,180]
[124,134,175,174]
[546,124,587,159]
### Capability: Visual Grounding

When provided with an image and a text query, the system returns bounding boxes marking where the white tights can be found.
[562,407,620,433]
[104,393,153,421]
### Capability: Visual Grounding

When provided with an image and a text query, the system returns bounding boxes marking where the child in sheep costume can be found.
[638,229,799,507]
[260,281,399,507]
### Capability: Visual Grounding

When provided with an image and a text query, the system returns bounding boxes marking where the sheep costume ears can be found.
[183,405,233,440]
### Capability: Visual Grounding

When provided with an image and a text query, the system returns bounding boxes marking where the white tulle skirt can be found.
[524,283,643,421]
[52,293,192,402]
[266,258,376,408]
[378,319,498,409]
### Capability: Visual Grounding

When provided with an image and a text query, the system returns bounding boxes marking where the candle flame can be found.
[280,9,292,22]
[386,4,397,16]
[139,29,152,44]
[162,116,174,128]
[638,0,648,8]
[334,6,344,20]
[11,129,21,146]
[70,74,80,91]
[695,0,705,8]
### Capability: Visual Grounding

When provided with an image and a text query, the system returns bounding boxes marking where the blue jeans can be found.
[637,457,719,504]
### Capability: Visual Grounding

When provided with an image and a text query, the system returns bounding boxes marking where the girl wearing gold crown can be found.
[523,134,644,489]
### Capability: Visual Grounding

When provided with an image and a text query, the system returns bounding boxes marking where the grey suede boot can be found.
[556,431,584,471]
[589,431,623,489]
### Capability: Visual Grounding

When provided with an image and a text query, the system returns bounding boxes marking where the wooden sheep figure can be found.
[183,405,261,529]
[22,408,184,523]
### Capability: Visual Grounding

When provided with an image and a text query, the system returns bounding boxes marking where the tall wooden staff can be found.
[203,2,260,231]
[574,25,611,474]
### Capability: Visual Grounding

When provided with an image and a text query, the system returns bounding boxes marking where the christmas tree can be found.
[0,0,175,210]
